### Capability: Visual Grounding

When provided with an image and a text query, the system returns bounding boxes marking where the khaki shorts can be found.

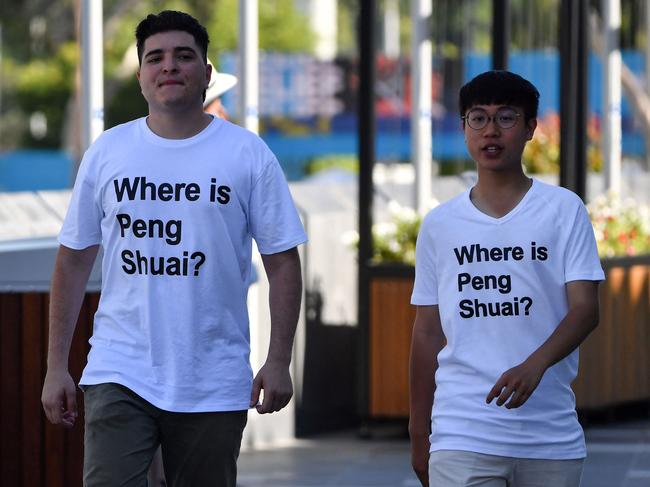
[83,383,247,487]
[429,449,584,487]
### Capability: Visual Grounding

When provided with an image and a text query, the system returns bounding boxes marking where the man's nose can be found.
[161,56,178,72]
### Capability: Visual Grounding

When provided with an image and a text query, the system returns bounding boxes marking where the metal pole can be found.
[492,0,509,70]
[559,0,588,200]
[411,0,432,213]
[603,0,622,194]
[646,1,650,169]
[81,0,104,152]
[239,0,259,134]
[357,0,376,422]
[0,23,3,119]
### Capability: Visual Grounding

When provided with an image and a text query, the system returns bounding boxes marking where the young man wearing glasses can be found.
[409,70,604,487]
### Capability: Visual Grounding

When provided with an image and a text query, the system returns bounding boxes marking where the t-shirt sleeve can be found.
[564,202,605,283]
[411,219,439,305]
[58,150,103,250]
[248,157,307,254]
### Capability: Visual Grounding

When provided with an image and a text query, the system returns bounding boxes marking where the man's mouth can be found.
[160,80,183,86]
[483,144,503,154]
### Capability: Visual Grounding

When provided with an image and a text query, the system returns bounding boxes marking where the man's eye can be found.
[471,115,486,123]
[147,57,161,63]
[499,115,515,122]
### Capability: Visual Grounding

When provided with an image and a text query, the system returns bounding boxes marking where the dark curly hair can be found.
[135,10,209,65]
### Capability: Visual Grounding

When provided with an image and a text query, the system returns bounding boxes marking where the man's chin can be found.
[157,98,196,110]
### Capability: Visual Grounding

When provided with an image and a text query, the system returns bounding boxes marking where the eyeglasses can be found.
[462,108,521,130]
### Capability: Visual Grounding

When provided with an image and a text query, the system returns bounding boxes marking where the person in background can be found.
[203,64,237,119]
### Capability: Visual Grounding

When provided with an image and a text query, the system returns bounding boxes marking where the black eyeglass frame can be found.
[461,107,522,130]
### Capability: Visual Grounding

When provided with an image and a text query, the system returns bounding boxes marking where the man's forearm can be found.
[47,245,99,370]
[528,302,599,370]
[409,331,442,434]
[409,309,445,435]
[262,248,302,365]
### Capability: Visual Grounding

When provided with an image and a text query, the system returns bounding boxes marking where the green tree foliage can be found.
[260,0,315,52]
[336,0,356,55]
[7,42,77,148]
[208,0,314,58]
[509,0,559,50]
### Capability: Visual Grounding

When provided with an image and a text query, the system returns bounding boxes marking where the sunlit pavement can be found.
[236,420,650,487]
[583,419,650,487]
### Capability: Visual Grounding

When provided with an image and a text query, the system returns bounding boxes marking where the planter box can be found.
[368,257,650,417]
[573,256,650,409]
[368,266,415,417]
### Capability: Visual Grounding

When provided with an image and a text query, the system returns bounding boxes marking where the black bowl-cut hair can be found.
[459,70,540,122]
[135,10,209,65]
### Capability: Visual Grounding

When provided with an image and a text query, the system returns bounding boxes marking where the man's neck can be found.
[146,107,212,140]
[471,169,532,219]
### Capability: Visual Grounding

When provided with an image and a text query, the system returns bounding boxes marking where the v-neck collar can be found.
[465,178,537,224]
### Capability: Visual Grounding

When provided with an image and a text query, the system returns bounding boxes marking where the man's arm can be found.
[487,280,600,409]
[250,247,302,414]
[41,244,99,427]
[409,305,445,487]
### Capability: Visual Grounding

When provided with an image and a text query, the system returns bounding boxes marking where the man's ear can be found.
[205,63,213,87]
[526,118,537,140]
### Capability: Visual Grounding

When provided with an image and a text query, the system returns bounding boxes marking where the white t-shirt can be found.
[411,179,604,459]
[59,116,307,412]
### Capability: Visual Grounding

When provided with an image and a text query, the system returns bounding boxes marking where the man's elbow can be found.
[583,301,600,333]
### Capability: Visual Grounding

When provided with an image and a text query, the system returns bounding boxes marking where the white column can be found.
[384,0,400,59]
[294,0,337,60]
[602,0,622,193]
[411,0,432,213]
[81,0,104,152]
[239,0,259,134]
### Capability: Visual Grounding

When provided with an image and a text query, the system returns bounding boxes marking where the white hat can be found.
[204,62,237,107]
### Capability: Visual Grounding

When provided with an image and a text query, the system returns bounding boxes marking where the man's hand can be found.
[410,432,430,487]
[42,244,98,428]
[42,368,78,428]
[486,356,546,409]
[487,280,601,410]
[249,360,293,414]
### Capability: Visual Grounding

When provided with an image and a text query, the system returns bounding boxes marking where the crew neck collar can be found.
[139,115,221,147]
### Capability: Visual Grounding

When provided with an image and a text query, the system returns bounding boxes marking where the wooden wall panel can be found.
[21,294,45,487]
[1,292,99,487]
[1,294,22,485]
[43,420,65,487]
[65,294,93,487]
[369,277,416,417]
